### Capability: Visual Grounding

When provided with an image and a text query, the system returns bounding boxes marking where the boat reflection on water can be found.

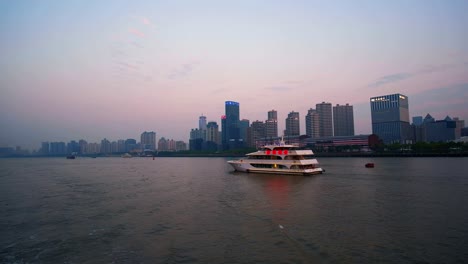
[243,173,309,223]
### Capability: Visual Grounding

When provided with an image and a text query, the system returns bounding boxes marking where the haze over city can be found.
[1,0,467,150]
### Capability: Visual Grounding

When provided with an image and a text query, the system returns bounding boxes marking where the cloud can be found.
[142,17,151,25]
[410,82,468,119]
[367,62,468,88]
[368,72,413,88]
[265,86,293,92]
[129,28,145,38]
[168,62,199,80]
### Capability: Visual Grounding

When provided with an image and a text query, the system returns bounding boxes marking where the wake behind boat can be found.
[227,139,324,176]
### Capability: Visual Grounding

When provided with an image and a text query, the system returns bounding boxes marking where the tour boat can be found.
[227,140,324,176]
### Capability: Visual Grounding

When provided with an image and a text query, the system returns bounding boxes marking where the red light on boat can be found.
[272,150,276,154]
[277,150,282,155]
[284,150,288,155]
[266,150,271,155]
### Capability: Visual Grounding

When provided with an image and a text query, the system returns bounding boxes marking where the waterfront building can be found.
[67,140,80,154]
[305,108,320,138]
[333,104,354,136]
[141,131,156,150]
[41,142,50,155]
[421,115,465,142]
[158,137,168,151]
[199,115,207,130]
[100,138,111,154]
[117,139,126,153]
[250,120,266,148]
[87,142,100,154]
[239,119,250,145]
[175,141,187,151]
[111,141,118,153]
[206,121,220,151]
[370,93,411,144]
[125,138,137,152]
[78,139,87,154]
[412,116,423,126]
[316,102,333,137]
[221,101,242,149]
[265,110,278,138]
[284,111,300,137]
[50,142,66,155]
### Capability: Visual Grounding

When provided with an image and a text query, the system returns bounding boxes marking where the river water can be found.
[1,157,467,263]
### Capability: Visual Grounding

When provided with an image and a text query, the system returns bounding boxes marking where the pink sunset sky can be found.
[1,1,467,150]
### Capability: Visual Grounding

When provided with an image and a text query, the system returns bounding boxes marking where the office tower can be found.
[117,139,126,153]
[41,142,50,155]
[266,110,278,138]
[206,121,220,151]
[67,140,80,154]
[141,131,156,150]
[50,142,66,155]
[412,116,423,126]
[125,138,137,152]
[285,111,300,136]
[251,120,266,147]
[268,110,277,120]
[370,93,411,144]
[158,137,168,151]
[189,128,204,151]
[239,119,250,144]
[175,141,187,151]
[333,104,354,136]
[221,101,241,149]
[78,139,87,154]
[305,108,320,138]
[199,115,207,130]
[316,102,333,137]
[100,138,111,154]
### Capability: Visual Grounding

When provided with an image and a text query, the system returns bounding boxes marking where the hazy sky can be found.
[1,0,467,150]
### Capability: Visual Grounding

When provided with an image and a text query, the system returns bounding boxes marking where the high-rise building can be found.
[141,131,156,150]
[199,115,207,130]
[41,142,50,155]
[50,142,66,155]
[250,120,266,148]
[266,110,278,138]
[333,104,354,136]
[285,111,300,136]
[239,119,250,144]
[67,140,80,154]
[158,137,168,151]
[370,93,411,144]
[206,121,220,151]
[222,101,241,149]
[412,116,423,126]
[125,138,137,152]
[100,138,111,154]
[305,108,320,138]
[78,139,87,154]
[268,110,277,120]
[316,102,333,137]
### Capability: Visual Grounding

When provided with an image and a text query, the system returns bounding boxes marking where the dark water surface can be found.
[1,157,468,263]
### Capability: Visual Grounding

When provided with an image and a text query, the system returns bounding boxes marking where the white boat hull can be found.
[228,160,323,176]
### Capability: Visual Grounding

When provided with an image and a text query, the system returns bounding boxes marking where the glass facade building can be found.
[221,101,241,149]
[370,93,411,144]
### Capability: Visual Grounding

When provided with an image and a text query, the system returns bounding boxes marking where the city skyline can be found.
[1,1,468,150]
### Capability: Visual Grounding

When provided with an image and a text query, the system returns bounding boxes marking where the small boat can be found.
[66,155,76,159]
[365,163,374,168]
[227,138,324,176]
[121,153,132,158]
